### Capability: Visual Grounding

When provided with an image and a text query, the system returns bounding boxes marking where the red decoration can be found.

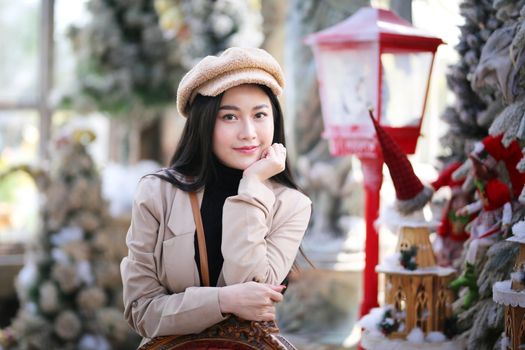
[431,161,471,243]
[479,178,512,211]
[472,134,525,199]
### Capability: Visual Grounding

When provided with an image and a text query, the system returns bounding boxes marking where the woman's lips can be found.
[234,146,259,154]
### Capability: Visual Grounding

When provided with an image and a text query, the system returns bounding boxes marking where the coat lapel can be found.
[165,189,204,288]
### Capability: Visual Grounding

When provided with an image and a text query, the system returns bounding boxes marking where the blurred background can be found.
[0,0,475,349]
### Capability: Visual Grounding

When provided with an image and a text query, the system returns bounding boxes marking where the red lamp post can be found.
[305,7,443,317]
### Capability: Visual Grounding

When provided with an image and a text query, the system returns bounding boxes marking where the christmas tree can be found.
[439,1,525,349]
[0,128,139,350]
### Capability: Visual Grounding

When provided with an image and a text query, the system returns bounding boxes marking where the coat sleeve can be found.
[120,177,227,339]
[221,176,312,285]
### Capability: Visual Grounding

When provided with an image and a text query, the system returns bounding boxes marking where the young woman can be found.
[120,47,312,345]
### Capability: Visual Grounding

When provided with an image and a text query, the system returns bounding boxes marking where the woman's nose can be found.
[239,119,257,140]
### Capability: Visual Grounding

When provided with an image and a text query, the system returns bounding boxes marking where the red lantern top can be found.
[305,7,443,51]
[305,7,444,157]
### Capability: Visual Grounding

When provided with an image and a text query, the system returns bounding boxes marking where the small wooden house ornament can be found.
[377,222,456,339]
[493,220,525,350]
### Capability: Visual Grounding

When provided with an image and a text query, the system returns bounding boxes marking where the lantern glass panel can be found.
[380,52,433,127]
[316,43,378,136]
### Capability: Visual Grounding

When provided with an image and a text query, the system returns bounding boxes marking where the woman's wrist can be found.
[242,171,263,182]
[218,286,232,314]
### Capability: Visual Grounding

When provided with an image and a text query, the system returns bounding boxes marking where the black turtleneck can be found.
[194,157,243,286]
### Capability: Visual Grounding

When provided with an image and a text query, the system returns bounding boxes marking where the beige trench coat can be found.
[120,174,311,343]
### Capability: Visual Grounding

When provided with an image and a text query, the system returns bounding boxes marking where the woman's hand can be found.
[218,281,285,321]
[243,143,286,182]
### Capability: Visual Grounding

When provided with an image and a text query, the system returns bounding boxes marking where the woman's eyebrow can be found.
[218,104,270,111]
[219,105,240,111]
[253,104,270,110]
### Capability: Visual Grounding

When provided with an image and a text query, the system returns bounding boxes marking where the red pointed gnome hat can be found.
[369,110,433,215]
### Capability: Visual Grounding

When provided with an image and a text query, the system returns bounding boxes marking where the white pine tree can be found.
[3,130,139,350]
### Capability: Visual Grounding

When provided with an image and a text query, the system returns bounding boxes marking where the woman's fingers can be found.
[266,144,277,159]
[270,143,285,159]
[258,305,276,321]
[268,284,287,292]
[267,289,284,303]
[263,143,285,161]
[260,312,276,321]
[244,143,286,181]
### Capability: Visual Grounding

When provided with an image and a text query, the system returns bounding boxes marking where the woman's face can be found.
[212,84,274,170]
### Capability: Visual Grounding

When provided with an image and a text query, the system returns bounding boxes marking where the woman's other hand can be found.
[218,281,285,321]
[242,143,286,182]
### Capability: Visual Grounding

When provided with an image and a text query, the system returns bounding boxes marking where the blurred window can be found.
[0,0,90,245]
[0,1,39,106]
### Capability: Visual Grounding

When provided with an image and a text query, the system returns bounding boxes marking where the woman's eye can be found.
[221,114,237,121]
[254,112,267,119]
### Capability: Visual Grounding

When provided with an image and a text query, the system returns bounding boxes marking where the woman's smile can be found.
[234,145,260,154]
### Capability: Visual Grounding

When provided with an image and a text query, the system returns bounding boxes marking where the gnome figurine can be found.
[449,148,512,309]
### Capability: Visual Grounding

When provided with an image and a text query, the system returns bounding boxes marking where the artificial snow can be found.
[376,240,455,276]
[377,204,439,230]
[383,252,401,267]
[376,258,455,276]
[512,220,525,237]
[426,332,447,343]
[361,329,466,350]
[359,310,458,349]
[493,280,525,307]
[508,220,525,243]
[407,327,425,343]
[500,333,509,350]
[511,271,525,284]
[358,306,387,331]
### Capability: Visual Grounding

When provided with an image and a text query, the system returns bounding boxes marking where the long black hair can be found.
[155,84,299,192]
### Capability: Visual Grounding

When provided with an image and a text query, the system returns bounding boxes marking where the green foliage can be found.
[379,308,400,335]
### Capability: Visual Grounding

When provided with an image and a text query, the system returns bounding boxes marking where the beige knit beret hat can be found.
[176,47,285,118]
